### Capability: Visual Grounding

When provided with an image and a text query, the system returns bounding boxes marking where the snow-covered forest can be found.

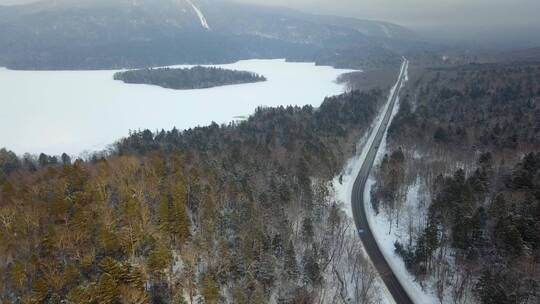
[370,62,540,304]
[0,88,391,303]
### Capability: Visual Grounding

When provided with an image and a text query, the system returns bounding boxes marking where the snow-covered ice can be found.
[0,59,355,156]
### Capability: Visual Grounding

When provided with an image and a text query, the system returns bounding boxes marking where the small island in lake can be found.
[113,66,267,90]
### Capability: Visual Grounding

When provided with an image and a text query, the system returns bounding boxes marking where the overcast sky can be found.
[240,0,540,30]
[2,0,539,31]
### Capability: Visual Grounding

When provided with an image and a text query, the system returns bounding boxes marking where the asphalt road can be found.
[351,59,414,304]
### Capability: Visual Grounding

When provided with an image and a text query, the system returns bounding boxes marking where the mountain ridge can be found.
[0,0,420,70]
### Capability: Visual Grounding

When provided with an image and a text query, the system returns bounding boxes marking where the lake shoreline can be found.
[0,59,358,156]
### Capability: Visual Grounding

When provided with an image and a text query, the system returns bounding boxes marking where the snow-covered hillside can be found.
[0,0,418,69]
[186,0,210,30]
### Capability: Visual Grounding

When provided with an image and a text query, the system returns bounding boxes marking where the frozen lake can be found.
[0,59,355,156]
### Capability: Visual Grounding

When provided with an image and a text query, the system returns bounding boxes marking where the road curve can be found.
[352,59,413,304]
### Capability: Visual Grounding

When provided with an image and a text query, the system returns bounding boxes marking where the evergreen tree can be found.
[302,248,321,286]
[172,195,191,245]
[158,194,171,234]
[272,233,284,258]
[284,240,298,281]
[61,153,72,165]
[301,216,314,242]
[202,274,220,304]
[147,244,172,275]
[489,194,508,219]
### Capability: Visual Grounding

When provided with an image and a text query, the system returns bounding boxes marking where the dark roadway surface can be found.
[351,59,414,304]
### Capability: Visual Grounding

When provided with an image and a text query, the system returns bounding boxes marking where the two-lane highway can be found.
[352,59,413,304]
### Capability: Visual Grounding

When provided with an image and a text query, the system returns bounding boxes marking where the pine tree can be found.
[232,286,248,304]
[251,283,266,304]
[202,274,220,304]
[255,253,275,290]
[147,244,172,275]
[171,182,191,245]
[424,217,439,268]
[10,260,27,290]
[61,153,72,165]
[327,203,341,235]
[99,226,120,254]
[66,285,95,304]
[302,248,321,286]
[284,240,298,281]
[31,278,50,303]
[302,216,314,242]
[158,194,170,234]
[122,197,143,258]
[97,273,119,304]
[489,194,508,219]
[272,233,284,258]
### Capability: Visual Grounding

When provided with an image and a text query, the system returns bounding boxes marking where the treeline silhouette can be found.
[114,66,266,90]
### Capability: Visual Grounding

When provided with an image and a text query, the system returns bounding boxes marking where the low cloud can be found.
[2,0,539,33]
[237,0,540,30]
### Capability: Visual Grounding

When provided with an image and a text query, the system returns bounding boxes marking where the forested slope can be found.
[0,0,434,70]
[372,62,540,303]
[0,89,386,303]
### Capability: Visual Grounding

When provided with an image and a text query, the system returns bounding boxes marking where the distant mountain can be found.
[0,0,424,70]
[480,47,540,64]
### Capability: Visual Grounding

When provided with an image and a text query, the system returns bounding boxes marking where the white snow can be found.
[330,60,408,304]
[316,198,391,304]
[332,59,407,219]
[362,63,441,304]
[332,59,440,304]
[342,62,464,304]
[0,59,355,156]
[364,177,439,304]
[186,0,210,30]
[363,102,440,303]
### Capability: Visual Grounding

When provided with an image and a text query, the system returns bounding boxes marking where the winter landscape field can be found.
[1,1,539,304]
[0,59,353,155]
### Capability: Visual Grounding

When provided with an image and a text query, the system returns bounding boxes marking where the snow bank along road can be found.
[352,59,413,304]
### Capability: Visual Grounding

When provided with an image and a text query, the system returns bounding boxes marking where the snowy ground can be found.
[364,176,440,304]
[329,61,406,304]
[329,61,442,304]
[364,67,440,303]
[332,60,407,219]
